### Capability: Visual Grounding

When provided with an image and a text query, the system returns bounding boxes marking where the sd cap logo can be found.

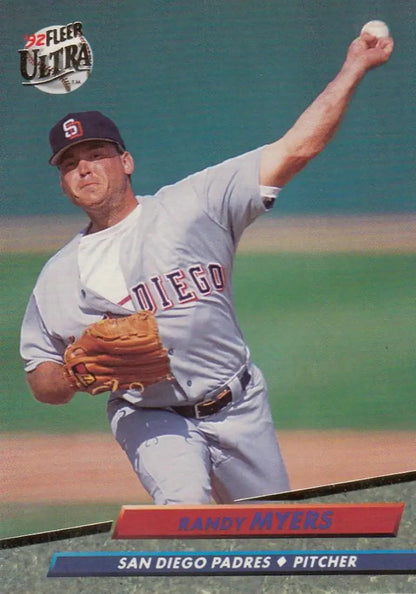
[63,119,84,140]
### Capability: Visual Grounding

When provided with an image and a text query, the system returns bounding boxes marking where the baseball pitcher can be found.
[20,32,393,504]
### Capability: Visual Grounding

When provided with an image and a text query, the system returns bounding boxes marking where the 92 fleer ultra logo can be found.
[18,22,93,94]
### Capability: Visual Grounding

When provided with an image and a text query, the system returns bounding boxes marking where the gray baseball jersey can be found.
[20,146,290,503]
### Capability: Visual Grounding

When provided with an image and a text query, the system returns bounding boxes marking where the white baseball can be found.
[361,20,390,39]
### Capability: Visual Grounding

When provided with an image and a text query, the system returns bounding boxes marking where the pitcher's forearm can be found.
[27,361,76,405]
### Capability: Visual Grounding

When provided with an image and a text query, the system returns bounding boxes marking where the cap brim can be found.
[49,138,124,166]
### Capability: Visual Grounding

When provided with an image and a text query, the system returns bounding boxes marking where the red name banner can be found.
[112,503,404,539]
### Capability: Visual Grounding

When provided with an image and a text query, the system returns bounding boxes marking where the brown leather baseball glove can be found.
[62,312,173,395]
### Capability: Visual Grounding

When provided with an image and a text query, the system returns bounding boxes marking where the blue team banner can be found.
[48,550,416,577]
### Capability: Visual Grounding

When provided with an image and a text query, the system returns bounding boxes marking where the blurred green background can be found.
[1,251,415,433]
[1,0,415,216]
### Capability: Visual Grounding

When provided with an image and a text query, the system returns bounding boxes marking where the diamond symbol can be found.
[277,556,287,567]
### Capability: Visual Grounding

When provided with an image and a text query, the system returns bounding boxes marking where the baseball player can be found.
[20,33,393,504]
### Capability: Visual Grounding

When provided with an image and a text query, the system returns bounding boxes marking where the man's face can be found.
[58,140,134,211]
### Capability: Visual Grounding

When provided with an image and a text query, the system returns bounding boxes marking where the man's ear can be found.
[121,151,135,176]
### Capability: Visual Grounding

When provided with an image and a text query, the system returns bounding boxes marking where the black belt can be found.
[172,369,251,419]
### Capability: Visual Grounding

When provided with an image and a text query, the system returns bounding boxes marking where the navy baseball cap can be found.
[49,111,126,165]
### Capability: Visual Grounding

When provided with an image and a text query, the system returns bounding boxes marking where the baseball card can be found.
[1,1,415,592]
